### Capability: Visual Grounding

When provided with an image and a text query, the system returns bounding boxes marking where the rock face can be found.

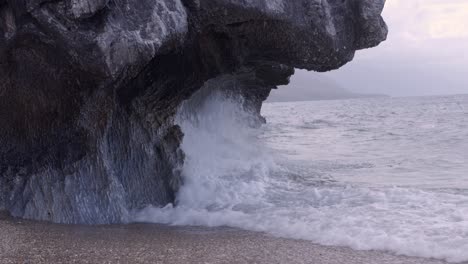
[0,0,387,224]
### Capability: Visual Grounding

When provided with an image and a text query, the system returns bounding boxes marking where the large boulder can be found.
[0,0,387,224]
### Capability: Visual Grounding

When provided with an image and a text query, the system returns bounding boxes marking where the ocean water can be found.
[135,94,468,263]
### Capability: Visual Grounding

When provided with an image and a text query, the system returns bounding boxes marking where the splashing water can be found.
[135,94,468,263]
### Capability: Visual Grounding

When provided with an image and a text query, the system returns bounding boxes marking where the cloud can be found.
[318,0,468,96]
[384,0,468,40]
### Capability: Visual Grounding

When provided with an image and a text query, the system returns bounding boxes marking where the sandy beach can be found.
[0,211,449,264]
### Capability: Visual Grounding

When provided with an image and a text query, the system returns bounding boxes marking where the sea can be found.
[135,94,468,263]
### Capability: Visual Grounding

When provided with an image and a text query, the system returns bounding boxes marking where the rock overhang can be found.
[0,0,387,224]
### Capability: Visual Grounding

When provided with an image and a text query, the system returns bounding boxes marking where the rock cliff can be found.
[0,0,387,224]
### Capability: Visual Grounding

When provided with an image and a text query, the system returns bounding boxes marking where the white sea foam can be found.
[134,94,468,263]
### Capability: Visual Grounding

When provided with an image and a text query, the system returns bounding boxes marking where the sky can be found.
[314,0,468,97]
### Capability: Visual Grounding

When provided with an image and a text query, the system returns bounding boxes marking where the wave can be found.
[133,94,468,263]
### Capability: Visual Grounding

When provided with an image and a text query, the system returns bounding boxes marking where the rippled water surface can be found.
[261,96,468,189]
[136,94,468,263]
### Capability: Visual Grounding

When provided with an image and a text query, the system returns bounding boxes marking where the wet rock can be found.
[0,0,387,224]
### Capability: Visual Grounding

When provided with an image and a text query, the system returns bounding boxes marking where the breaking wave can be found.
[134,94,468,263]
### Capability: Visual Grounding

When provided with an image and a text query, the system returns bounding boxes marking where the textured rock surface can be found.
[0,0,387,224]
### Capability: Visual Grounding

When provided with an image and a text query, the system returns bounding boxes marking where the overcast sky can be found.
[312,0,468,97]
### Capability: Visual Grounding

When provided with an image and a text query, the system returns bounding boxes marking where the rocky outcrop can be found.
[0,0,387,224]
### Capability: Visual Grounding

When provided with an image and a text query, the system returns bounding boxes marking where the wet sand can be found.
[0,211,448,264]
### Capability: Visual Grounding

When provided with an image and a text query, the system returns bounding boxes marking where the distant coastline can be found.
[267,90,389,102]
[267,73,389,103]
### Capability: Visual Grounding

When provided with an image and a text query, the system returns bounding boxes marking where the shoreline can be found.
[0,211,448,264]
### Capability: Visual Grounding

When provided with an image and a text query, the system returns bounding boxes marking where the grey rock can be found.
[68,0,110,19]
[0,0,387,224]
